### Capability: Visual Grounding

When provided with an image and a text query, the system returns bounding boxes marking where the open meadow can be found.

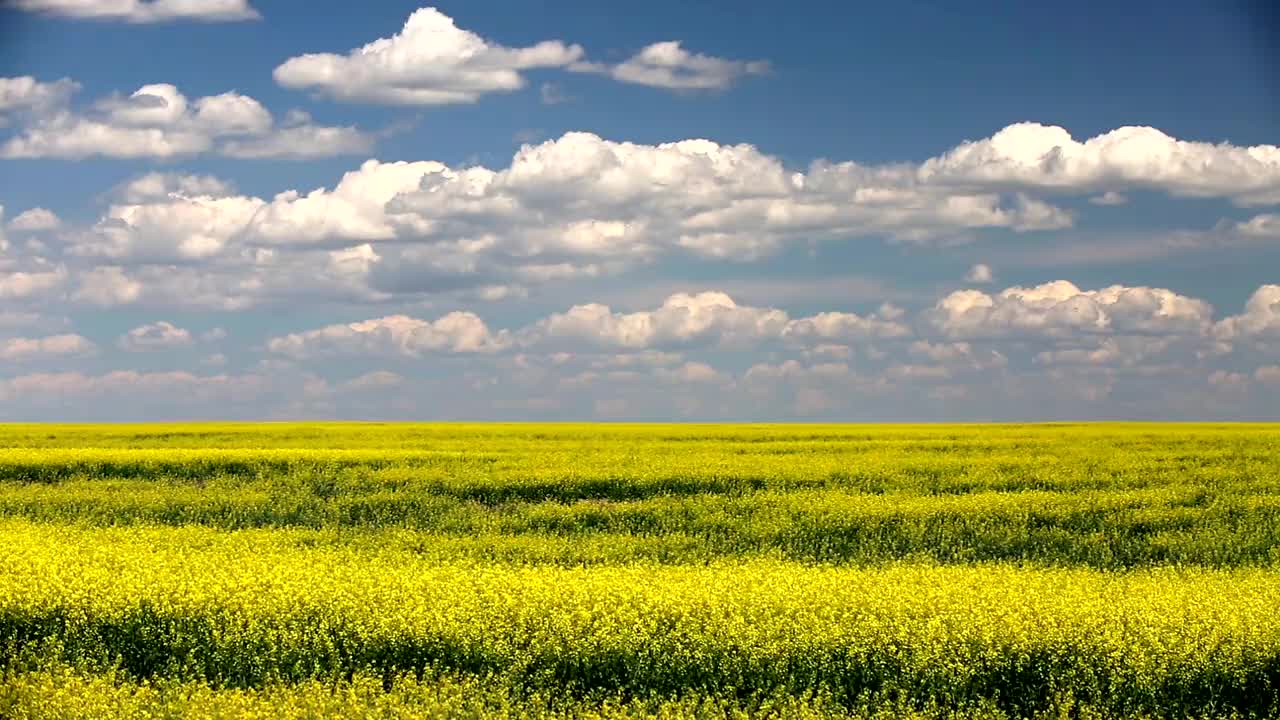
[2,422,1279,719]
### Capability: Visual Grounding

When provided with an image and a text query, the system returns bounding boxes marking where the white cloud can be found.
[71,266,142,306]
[1236,214,1280,238]
[0,371,265,408]
[11,0,260,23]
[918,122,1280,206]
[1214,285,1280,342]
[117,321,193,351]
[0,76,78,117]
[8,208,62,232]
[0,334,95,362]
[273,7,584,105]
[220,116,374,159]
[965,263,993,284]
[606,41,769,90]
[1,83,372,159]
[531,291,789,350]
[31,125,1277,314]
[926,281,1214,340]
[115,172,236,203]
[267,313,512,359]
[0,266,67,300]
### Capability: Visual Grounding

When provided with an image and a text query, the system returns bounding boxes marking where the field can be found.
[1,423,1279,719]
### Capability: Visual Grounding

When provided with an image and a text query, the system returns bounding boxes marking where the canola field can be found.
[1,423,1279,719]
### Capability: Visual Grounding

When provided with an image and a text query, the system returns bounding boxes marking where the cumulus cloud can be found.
[0,266,67,300]
[117,321,193,351]
[115,172,237,203]
[0,76,78,118]
[1256,366,1280,385]
[10,0,260,23]
[1236,214,1280,238]
[270,291,910,361]
[219,112,374,159]
[274,7,584,105]
[0,334,95,361]
[1,82,373,159]
[1215,285,1280,343]
[605,41,769,90]
[926,281,1214,340]
[31,124,1280,313]
[267,313,512,359]
[917,122,1280,206]
[8,208,62,232]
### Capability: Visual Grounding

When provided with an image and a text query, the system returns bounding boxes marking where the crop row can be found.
[2,522,1279,718]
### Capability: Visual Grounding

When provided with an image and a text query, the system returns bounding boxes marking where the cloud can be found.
[918,122,1280,206]
[604,41,769,90]
[70,266,142,306]
[926,281,1214,340]
[219,113,374,159]
[530,292,790,350]
[1,82,373,159]
[33,124,1278,312]
[117,321,193,351]
[1214,285,1280,343]
[0,76,78,118]
[273,7,584,105]
[115,172,237,203]
[269,291,910,361]
[267,313,512,359]
[0,266,67,300]
[1236,213,1280,238]
[10,0,260,23]
[0,334,95,362]
[8,208,62,232]
[965,263,993,284]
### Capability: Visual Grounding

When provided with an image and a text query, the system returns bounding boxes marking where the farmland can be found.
[1,423,1279,718]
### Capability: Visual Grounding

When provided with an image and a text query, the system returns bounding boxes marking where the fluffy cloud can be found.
[605,41,769,90]
[0,266,67,300]
[26,125,1279,312]
[267,313,512,359]
[274,7,584,105]
[918,123,1280,205]
[8,208,62,232]
[117,321,193,351]
[0,76,78,117]
[1236,214,1280,239]
[0,334,95,361]
[270,291,910,360]
[10,0,260,23]
[926,281,1214,339]
[1215,285,1280,343]
[219,112,373,159]
[531,292,790,350]
[1,82,372,159]
[115,172,237,203]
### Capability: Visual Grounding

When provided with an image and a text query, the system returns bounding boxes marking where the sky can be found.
[0,0,1278,421]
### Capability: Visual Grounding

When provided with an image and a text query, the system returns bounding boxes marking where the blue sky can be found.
[0,0,1277,420]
